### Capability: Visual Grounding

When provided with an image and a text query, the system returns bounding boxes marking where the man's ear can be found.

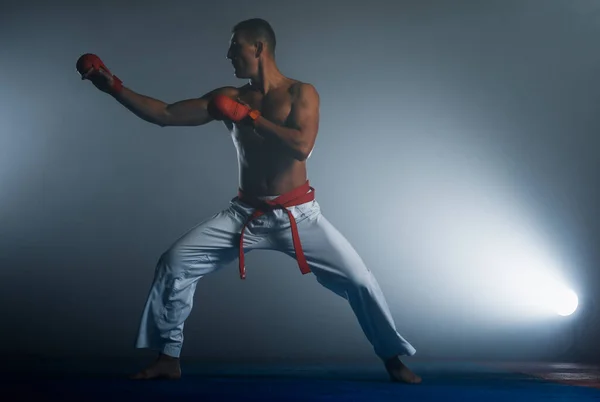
[255,41,264,58]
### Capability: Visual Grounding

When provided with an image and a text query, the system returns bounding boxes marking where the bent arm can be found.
[252,83,320,161]
[114,86,238,127]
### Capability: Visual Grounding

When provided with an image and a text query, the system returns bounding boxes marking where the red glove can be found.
[208,95,260,124]
[76,53,123,95]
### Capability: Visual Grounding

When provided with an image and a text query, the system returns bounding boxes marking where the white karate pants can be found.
[134,195,416,360]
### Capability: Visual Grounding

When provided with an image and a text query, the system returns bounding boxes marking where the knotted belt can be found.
[237,180,315,279]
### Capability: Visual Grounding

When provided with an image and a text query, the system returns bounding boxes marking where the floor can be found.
[2,357,599,401]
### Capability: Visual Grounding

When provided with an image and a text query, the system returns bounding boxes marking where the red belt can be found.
[237,180,315,279]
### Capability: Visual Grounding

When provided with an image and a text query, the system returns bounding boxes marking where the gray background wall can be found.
[1,0,599,363]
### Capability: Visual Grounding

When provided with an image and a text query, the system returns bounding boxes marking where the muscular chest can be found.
[230,87,294,156]
[238,89,293,126]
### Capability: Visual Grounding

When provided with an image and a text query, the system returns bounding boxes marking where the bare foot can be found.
[130,353,182,380]
[384,356,422,384]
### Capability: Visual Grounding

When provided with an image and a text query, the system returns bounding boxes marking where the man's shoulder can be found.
[200,86,240,100]
[288,80,318,100]
[288,79,316,89]
[216,86,241,96]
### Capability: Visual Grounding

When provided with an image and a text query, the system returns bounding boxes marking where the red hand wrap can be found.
[208,95,256,123]
[76,53,123,95]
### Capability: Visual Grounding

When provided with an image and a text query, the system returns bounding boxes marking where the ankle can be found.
[384,354,398,363]
[384,355,404,367]
[158,353,179,362]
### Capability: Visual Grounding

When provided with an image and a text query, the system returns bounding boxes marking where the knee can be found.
[346,270,377,295]
[157,245,216,278]
[317,259,374,291]
[157,247,186,277]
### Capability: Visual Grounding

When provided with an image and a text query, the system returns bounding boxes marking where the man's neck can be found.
[249,60,287,94]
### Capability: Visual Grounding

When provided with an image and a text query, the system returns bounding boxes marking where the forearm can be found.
[113,87,169,126]
[252,117,311,161]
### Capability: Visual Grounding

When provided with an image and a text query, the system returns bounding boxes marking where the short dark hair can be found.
[232,18,277,55]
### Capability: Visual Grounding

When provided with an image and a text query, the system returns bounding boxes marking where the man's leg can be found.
[269,201,421,383]
[132,201,269,379]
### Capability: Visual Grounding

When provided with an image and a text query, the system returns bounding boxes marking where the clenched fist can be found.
[76,53,123,95]
[207,95,261,124]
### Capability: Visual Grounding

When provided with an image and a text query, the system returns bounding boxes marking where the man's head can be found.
[227,18,276,79]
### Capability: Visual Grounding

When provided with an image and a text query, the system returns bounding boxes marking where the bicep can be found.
[163,86,238,127]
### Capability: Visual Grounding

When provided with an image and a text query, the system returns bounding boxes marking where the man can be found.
[77,18,421,384]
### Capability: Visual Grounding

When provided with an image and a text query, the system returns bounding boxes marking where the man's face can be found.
[226,32,258,79]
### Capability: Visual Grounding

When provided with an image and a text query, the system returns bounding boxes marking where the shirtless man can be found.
[78,18,421,384]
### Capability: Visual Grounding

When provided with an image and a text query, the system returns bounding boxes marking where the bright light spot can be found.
[555,288,578,316]
[500,270,579,319]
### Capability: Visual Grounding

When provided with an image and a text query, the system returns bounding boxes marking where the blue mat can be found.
[2,360,600,401]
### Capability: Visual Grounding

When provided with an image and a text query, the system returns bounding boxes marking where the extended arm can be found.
[77,53,238,127]
[115,86,238,127]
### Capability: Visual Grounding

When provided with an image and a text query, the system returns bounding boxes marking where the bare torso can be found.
[221,79,310,197]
